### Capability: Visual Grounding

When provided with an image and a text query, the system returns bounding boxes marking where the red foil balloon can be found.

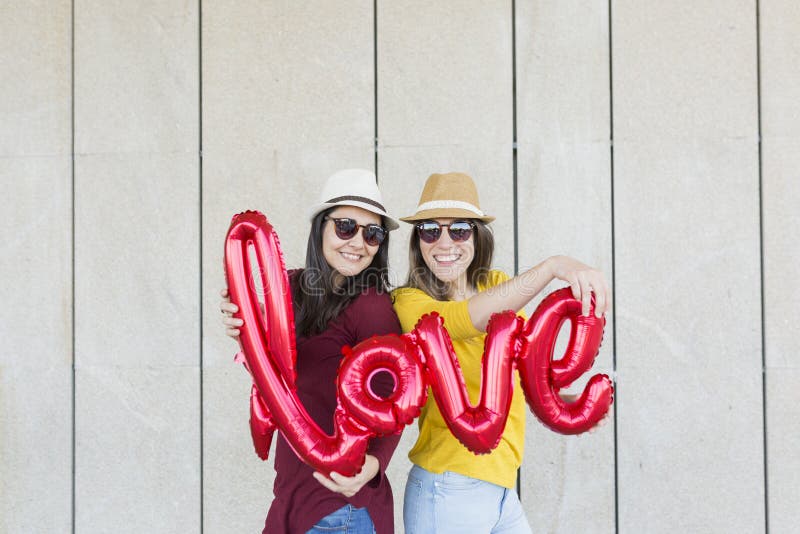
[225,211,424,476]
[517,288,614,434]
[338,335,427,435]
[412,312,523,454]
[249,384,275,460]
[225,210,614,471]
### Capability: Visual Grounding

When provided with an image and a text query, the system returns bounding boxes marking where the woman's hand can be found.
[220,288,244,338]
[545,256,611,318]
[560,392,611,434]
[312,455,380,498]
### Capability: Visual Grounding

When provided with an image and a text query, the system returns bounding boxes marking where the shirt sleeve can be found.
[392,287,482,341]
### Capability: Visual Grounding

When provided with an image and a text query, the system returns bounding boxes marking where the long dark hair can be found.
[293,207,391,337]
[405,219,494,300]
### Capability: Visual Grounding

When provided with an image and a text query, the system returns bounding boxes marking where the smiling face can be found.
[418,218,475,286]
[322,205,382,277]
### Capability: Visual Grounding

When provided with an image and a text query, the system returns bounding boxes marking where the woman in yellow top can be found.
[393,172,610,534]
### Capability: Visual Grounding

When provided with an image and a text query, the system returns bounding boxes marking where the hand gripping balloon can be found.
[224,211,425,477]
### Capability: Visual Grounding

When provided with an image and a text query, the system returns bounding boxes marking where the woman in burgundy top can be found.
[221,169,403,533]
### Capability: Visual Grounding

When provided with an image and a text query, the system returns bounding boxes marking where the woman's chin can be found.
[334,264,366,278]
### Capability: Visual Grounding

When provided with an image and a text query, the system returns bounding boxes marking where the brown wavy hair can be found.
[404,219,494,300]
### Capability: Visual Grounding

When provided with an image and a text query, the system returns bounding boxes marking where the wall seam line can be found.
[373,0,379,180]
[756,0,769,531]
[608,1,619,532]
[511,0,521,500]
[70,0,76,531]
[197,0,205,531]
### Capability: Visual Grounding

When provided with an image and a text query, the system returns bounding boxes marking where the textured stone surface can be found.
[612,1,757,142]
[378,0,513,148]
[523,409,615,533]
[0,2,72,532]
[72,2,200,532]
[202,365,276,534]
[613,3,762,531]
[0,1,71,156]
[74,366,200,532]
[74,0,199,154]
[74,152,199,368]
[516,0,610,145]
[761,3,800,530]
[614,139,762,533]
[1,160,73,533]
[0,157,73,367]
[760,0,800,138]
[765,368,800,534]
[0,365,72,533]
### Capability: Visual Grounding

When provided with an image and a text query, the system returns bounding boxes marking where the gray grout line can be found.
[608,1,619,533]
[198,0,205,531]
[511,0,521,501]
[70,0,76,531]
[373,0,379,180]
[756,1,769,531]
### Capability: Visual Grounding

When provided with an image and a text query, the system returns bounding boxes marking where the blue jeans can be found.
[306,504,376,534]
[404,465,533,534]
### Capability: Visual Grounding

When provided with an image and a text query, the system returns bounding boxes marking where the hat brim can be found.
[399,207,495,223]
[308,201,400,231]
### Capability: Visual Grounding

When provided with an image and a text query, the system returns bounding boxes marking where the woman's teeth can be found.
[435,254,460,263]
[341,252,361,261]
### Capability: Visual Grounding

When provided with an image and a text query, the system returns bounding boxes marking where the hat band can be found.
[415,200,485,217]
[325,195,386,213]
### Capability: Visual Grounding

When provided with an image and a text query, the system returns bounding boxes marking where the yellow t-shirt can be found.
[392,270,526,489]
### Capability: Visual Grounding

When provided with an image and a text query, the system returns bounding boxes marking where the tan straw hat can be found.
[400,172,495,223]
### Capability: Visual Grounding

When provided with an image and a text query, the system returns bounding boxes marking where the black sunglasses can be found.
[326,217,387,246]
[415,220,475,244]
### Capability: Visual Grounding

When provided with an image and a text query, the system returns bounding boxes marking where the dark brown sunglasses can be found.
[326,217,387,246]
[415,220,475,244]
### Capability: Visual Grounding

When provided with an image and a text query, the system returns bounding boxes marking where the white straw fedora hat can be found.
[400,172,495,223]
[308,169,399,230]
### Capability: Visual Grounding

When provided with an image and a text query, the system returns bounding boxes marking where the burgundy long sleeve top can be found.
[263,279,403,534]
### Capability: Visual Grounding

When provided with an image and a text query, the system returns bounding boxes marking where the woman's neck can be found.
[446,275,475,301]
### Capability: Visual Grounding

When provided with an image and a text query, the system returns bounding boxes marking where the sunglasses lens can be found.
[331,217,386,246]
[333,218,358,240]
[363,225,387,246]
[417,222,441,243]
[448,221,473,242]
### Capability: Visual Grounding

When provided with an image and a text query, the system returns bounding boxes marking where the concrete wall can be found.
[2,1,797,533]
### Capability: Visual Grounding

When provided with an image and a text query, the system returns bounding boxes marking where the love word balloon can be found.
[224,211,614,477]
